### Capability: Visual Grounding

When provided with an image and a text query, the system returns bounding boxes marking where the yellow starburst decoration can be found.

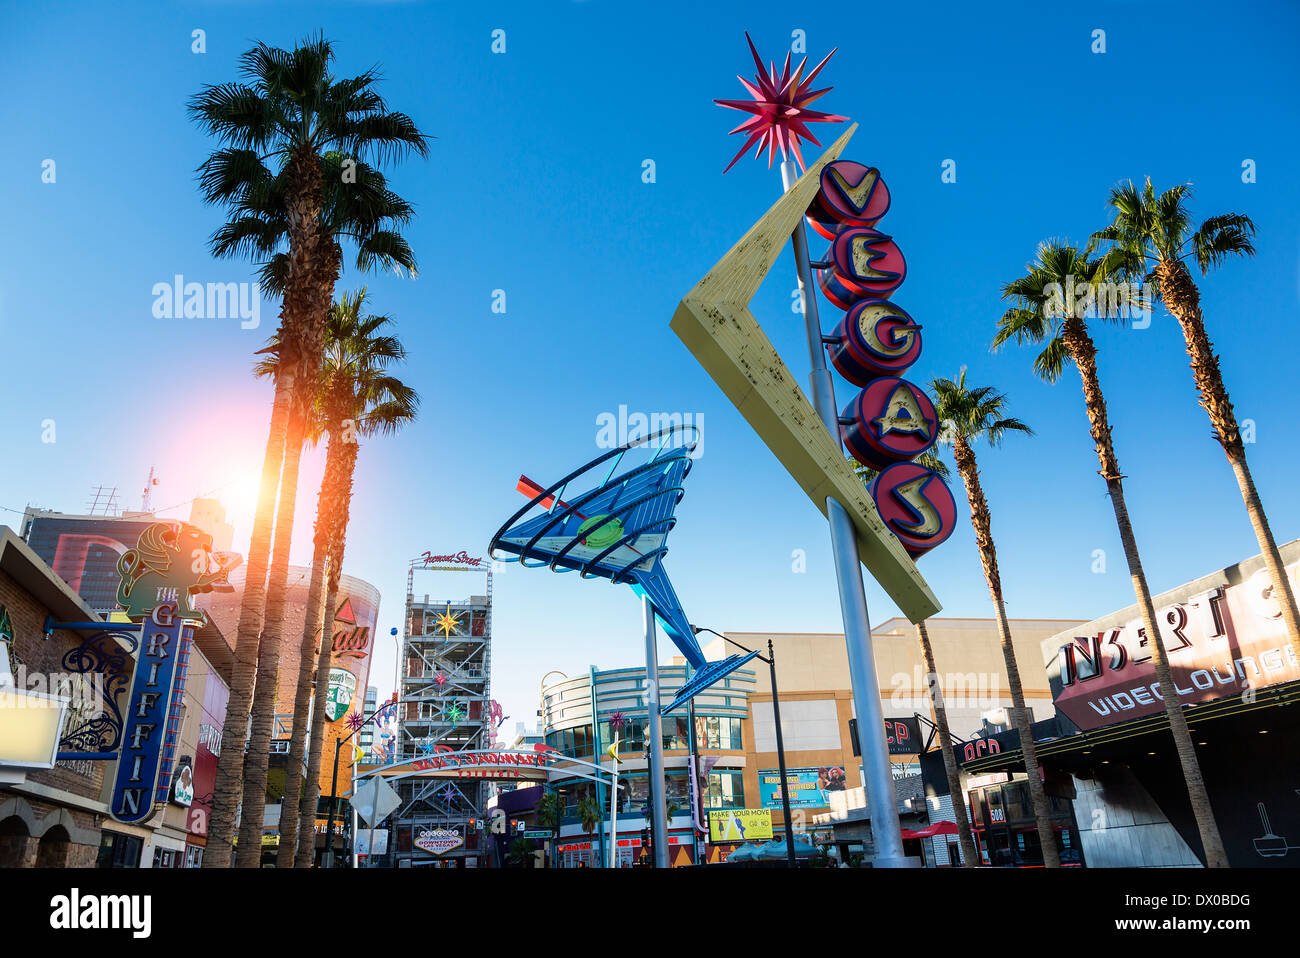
[431,603,464,638]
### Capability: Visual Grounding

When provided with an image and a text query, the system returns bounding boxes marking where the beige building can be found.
[694,616,1083,854]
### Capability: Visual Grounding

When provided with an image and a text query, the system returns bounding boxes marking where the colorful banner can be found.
[758,767,847,809]
[708,808,772,842]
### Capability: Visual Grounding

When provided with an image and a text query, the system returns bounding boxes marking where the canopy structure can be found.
[900,821,960,840]
[759,835,819,859]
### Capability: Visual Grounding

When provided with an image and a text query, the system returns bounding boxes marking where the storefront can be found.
[958,539,1300,867]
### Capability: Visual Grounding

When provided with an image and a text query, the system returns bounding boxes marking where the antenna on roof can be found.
[141,466,159,512]
[86,485,120,516]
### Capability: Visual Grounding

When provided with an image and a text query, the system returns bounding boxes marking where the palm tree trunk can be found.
[204,146,324,868]
[296,437,360,867]
[915,621,978,865]
[275,439,343,867]
[203,365,293,867]
[1156,258,1300,647]
[235,410,308,866]
[1061,315,1228,866]
[951,435,1060,868]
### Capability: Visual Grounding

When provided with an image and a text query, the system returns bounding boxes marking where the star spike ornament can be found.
[716,32,848,173]
[441,784,458,806]
[344,711,366,733]
[432,603,464,638]
[446,701,465,726]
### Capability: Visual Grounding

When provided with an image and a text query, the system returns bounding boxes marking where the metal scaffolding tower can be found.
[393,554,494,863]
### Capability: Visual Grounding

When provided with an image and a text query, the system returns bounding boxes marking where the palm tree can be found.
[537,791,563,868]
[270,290,417,867]
[507,836,537,868]
[850,455,976,864]
[577,794,603,840]
[997,241,1228,867]
[914,620,979,866]
[1091,179,1300,652]
[930,372,1060,867]
[190,36,427,866]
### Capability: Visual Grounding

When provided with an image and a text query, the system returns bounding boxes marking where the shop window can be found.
[97,832,142,869]
[704,770,745,809]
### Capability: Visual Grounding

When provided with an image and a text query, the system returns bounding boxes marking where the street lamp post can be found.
[694,627,796,867]
[321,692,396,868]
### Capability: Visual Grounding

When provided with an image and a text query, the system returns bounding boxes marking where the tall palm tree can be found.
[996,241,1228,867]
[851,455,977,865]
[1092,179,1300,650]
[190,36,427,866]
[537,791,563,868]
[914,619,978,866]
[577,794,602,839]
[507,836,537,868]
[291,290,419,867]
[930,372,1060,867]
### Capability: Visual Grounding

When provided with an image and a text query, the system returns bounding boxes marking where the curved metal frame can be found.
[488,423,700,582]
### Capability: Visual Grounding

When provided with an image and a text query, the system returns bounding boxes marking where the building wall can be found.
[0,567,111,866]
[1070,767,1201,868]
[708,619,1083,839]
[709,618,1078,742]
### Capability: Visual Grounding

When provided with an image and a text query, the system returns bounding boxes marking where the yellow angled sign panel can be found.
[709,808,773,843]
[669,124,940,622]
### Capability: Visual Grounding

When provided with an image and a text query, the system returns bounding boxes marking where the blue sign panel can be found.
[758,766,849,809]
[110,604,189,824]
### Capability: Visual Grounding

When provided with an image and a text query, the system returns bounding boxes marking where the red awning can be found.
[900,821,960,839]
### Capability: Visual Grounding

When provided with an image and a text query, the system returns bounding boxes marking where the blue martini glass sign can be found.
[489,424,758,693]
[489,425,760,867]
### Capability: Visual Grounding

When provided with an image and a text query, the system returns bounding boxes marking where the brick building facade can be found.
[0,527,116,867]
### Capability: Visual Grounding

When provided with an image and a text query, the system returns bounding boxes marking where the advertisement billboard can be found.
[188,670,228,837]
[708,808,772,842]
[201,564,380,799]
[759,767,848,809]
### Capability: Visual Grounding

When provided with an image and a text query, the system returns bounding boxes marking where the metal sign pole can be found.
[781,159,912,868]
[643,596,670,869]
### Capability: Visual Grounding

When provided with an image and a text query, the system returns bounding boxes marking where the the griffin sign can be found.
[115,521,240,624]
[110,603,189,824]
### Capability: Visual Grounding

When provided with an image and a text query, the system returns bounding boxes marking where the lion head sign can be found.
[115,521,241,625]
[810,162,957,558]
[108,523,240,824]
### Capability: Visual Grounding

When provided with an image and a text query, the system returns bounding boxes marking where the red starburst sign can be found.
[716,33,848,173]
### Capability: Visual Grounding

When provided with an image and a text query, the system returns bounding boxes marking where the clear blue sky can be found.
[3,1,1298,734]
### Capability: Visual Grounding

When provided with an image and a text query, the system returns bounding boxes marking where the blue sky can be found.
[2,0,1298,734]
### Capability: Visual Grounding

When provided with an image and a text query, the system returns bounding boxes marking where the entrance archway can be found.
[0,815,32,868]
[36,825,70,867]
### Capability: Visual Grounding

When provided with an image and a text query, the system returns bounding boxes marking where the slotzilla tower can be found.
[393,553,493,865]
